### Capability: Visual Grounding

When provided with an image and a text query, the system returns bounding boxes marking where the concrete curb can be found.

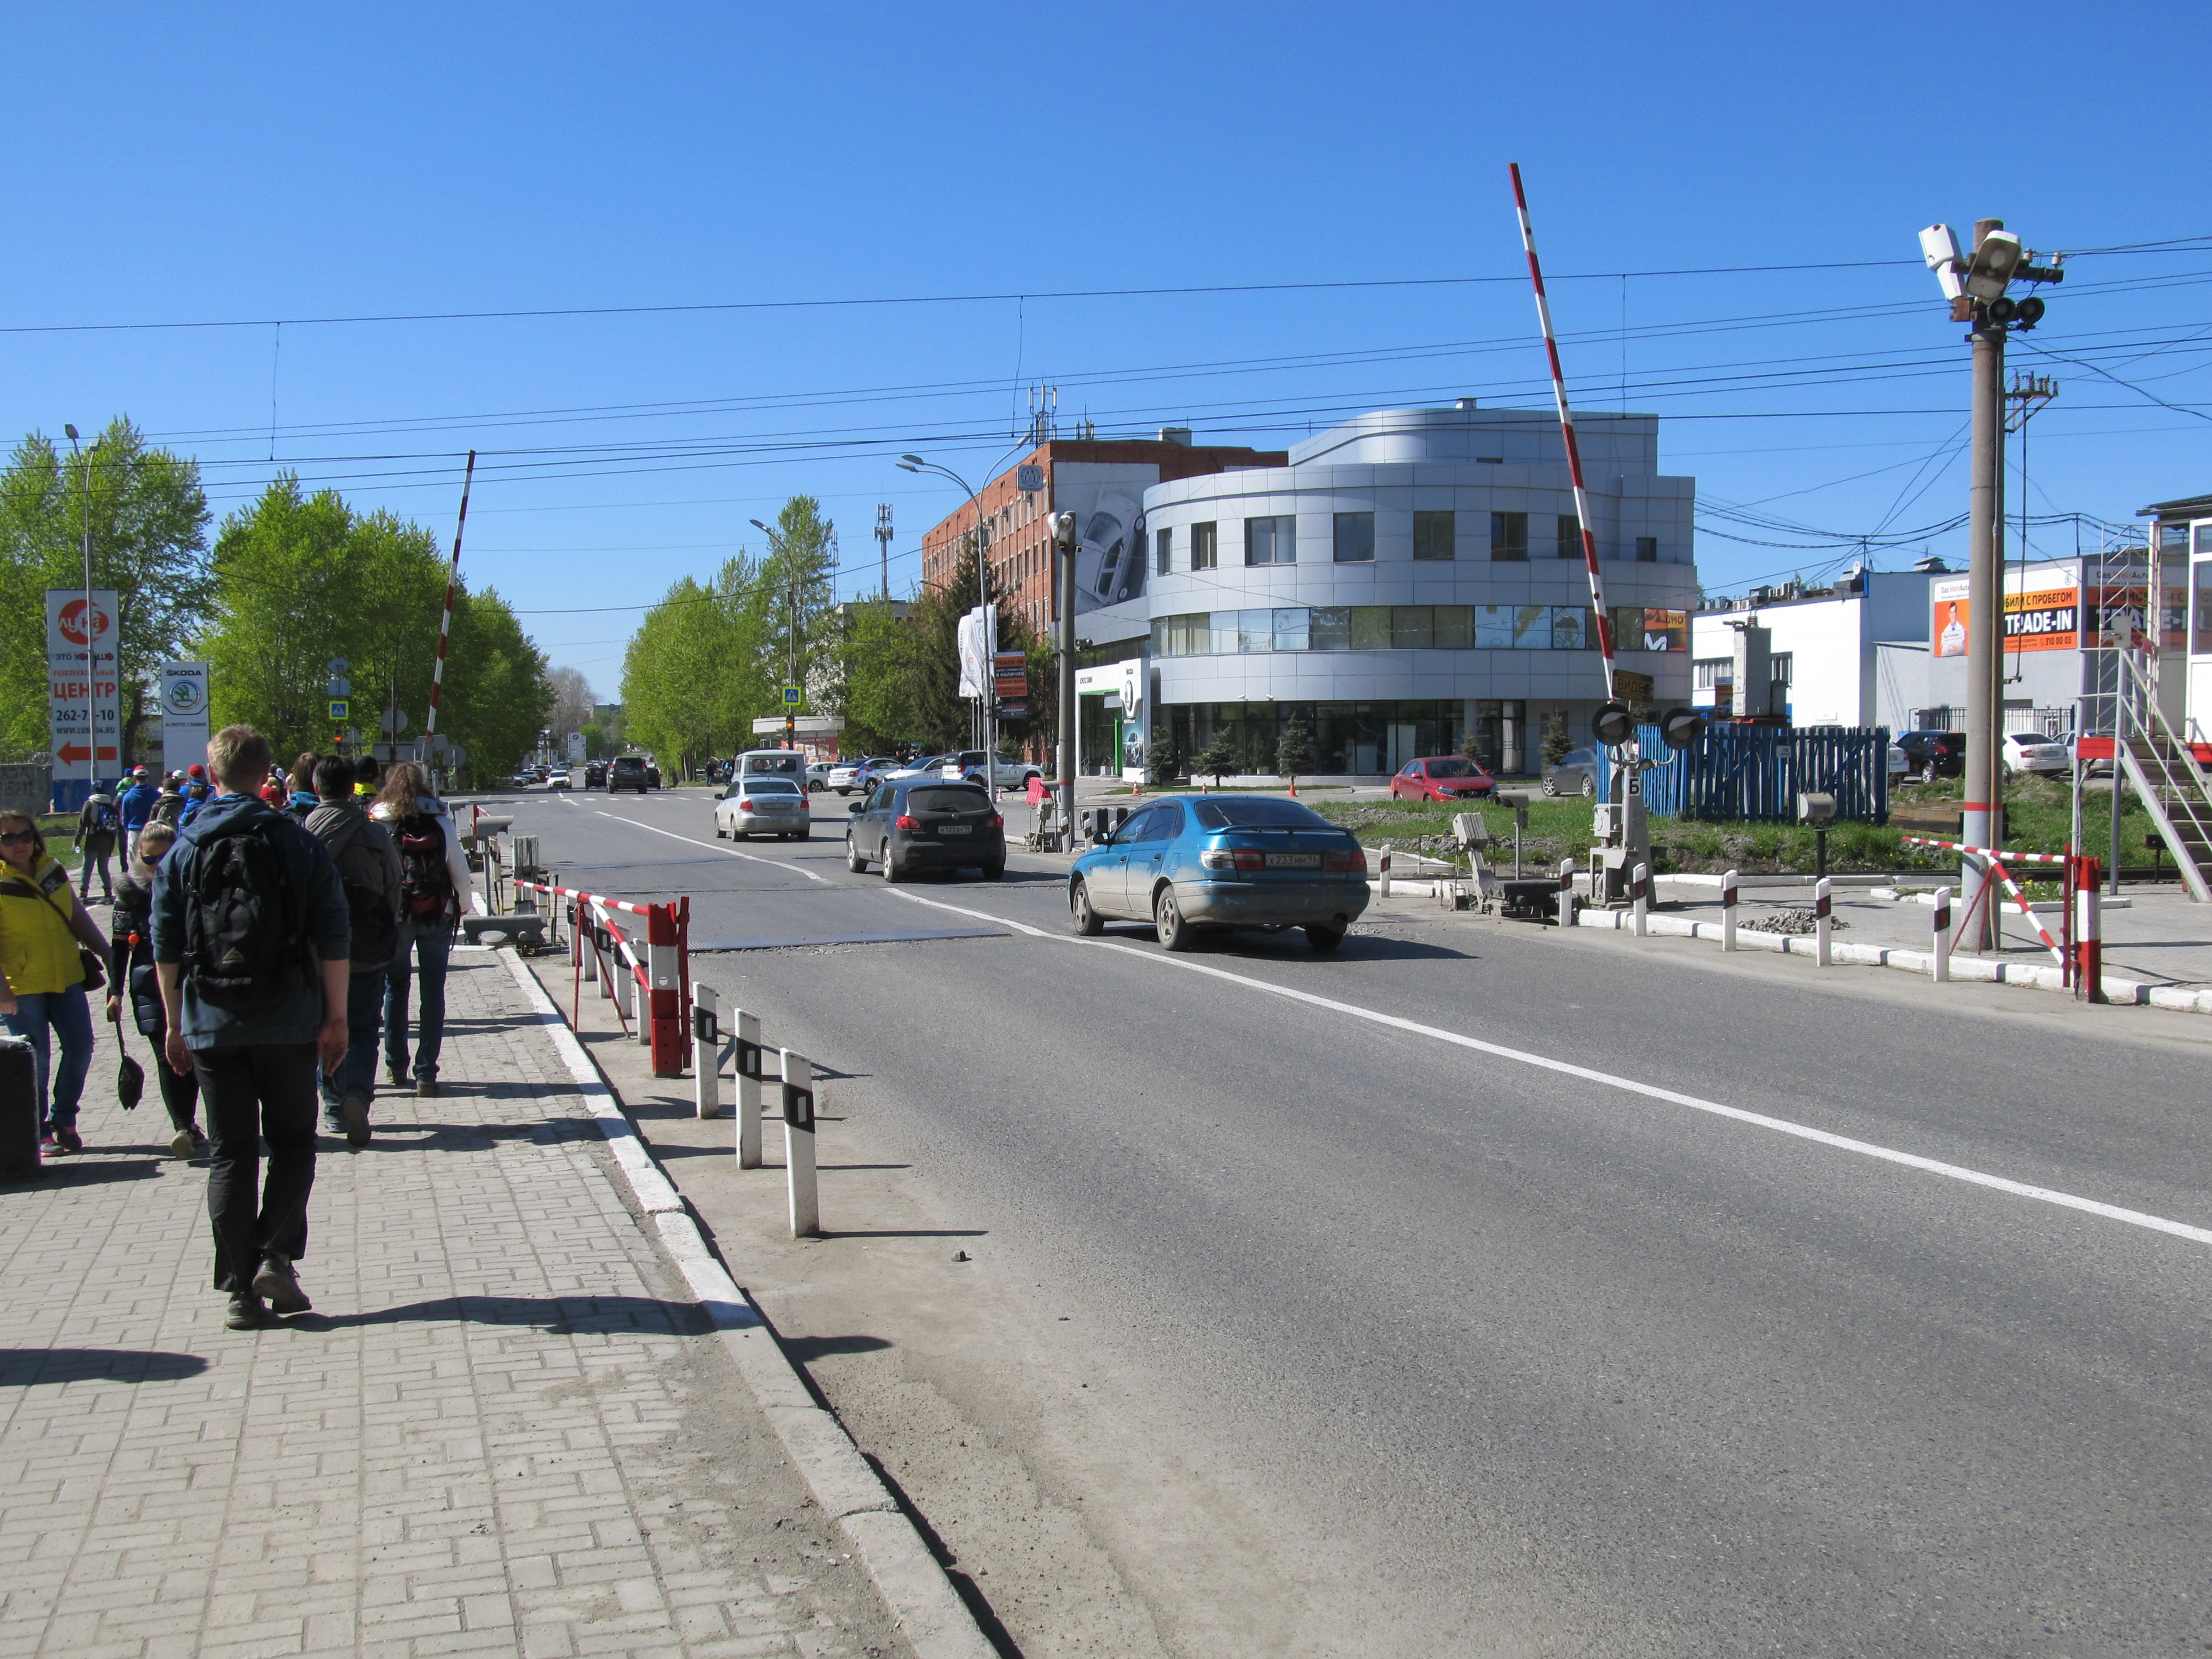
[496,950,996,1659]
[1567,904,2212,1013]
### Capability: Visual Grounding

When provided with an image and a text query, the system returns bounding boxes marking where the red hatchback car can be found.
[1390,756,1495,802]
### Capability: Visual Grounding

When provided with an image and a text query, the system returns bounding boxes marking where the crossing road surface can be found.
[486,784,2212,1657]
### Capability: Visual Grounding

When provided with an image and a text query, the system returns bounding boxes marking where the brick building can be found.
[917,431,1286,638]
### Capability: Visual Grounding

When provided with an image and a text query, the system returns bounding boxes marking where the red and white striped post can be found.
[424,450,476,745]
[2075,854,2104,1003]
[646,901,685,1077]
[1510,164,1618,701]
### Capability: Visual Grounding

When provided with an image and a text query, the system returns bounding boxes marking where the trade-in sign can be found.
[48,588,119,780]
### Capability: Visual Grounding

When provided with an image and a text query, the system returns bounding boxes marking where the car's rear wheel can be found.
[979,861,1004,880]
[796,829,810,842]
[714,822,726,838]
[1305,924,1345,951]
[1155,886,1195,952]
[846,837,867,873]
[1071,878,1103,936]
[881,844,902,882]
[1579,775,1596,799]
[1542,777,1558,797]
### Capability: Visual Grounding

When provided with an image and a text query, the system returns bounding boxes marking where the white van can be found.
[735,749,807,787]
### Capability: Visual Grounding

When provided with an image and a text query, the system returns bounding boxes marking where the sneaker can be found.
[187,1127,212,1161]
[385,1062,408,1088]
[168,1127,196,1160]
[415,1074,440,1099]
[252,1253,311,1316]
[39,1130,56,1153]
[225,1292,269,1330]
[342,1093,371,1147]
[53,1126,81,1155]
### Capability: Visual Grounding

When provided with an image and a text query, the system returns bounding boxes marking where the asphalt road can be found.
[483,782,2212,1657]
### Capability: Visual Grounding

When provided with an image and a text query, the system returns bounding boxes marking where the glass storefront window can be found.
[1512,606,1551,648]
[1352,607,1392,650]
[1273,607,1310,651]
[1153,602,1611,655]
[1310,606,1350,651]
[1434,606,1473,649]
[1476,606,1515,648]
[1392,606,1434,649]
[1333,512,1375,562]
[1552,606,1588,649]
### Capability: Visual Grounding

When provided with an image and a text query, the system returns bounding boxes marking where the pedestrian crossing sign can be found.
[781,686,802,707]
[328,698,349,720]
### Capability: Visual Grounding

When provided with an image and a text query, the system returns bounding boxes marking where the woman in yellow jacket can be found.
[0,808,114,1154]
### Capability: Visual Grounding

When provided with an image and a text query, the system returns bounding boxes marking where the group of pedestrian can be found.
[1,725,475,1329]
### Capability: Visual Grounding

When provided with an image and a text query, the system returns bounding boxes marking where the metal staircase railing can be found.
[2116,650,2212,902]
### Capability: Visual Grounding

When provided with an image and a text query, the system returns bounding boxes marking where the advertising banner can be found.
[1931,574,2081,656]
[1054,461,1156,616]
[956,607,992,698]
[159,661,210,776]
[1932,576,1970,657]
[48,588,120,780]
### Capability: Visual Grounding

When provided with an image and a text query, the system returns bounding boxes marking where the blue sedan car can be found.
[1068,794,1370,952]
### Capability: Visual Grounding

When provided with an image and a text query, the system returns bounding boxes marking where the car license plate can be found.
[1264,852,1320,868]
[939,825,972,835]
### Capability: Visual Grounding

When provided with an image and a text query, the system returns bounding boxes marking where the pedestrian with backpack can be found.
[305,755,400,1146]
[371,761,472,1098]
[118,765,158,863]
[0,808,113,1155]
[150,773,186,831]
[178,764,215,828]
[74,784,121,902]
[109,820,207,1161]
[150,724,351,1330]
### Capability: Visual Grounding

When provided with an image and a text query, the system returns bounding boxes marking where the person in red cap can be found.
[179,764,213,829]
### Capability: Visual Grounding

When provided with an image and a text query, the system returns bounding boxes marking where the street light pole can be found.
[898,456,992,779]
[1051,510,1079,847]
[64,425,98,790]
[750,518,805,752]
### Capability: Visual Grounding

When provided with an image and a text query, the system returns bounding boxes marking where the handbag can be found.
[116,1052,143,1110]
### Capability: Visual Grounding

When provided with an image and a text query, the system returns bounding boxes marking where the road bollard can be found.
[1814,877,1832,967]
[730,1009,764,1167]
[1557,857,1575,930]
[1720,868,1739,951]
[629,949,646,1044]
[692,982,721,1119]
[1631,862,1649,937]
[646,903,685,1078]
[780,1048,818,1238]
[1931,885,1952,982]
[2075,864,2104,1003]
[1379,843,1394,899]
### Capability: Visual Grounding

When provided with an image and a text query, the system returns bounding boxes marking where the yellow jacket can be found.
[0,853,85,996]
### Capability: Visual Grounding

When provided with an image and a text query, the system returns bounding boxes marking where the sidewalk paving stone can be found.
[0,951,907,1659]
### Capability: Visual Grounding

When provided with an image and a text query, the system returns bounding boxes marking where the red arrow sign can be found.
[55,743,90,764]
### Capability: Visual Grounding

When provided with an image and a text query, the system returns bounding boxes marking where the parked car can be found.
[1887,743,1908,781]
[608,755,653,794]
[945,750,1044,791]
[583,760,607,789]
[1390,756,1495,803]
[846,779,1005,879]
[646,763,662,789]
[886,754,953,781]
[1068,794,1369,952]
[715,776,811,840]
[510,770,538,790]
[805,760,837,794]
[828,757,893,795]
[547,768,571,791]
[1542,747,1599,798]
[2002,732,2072,776]
[1894,730,1965,782]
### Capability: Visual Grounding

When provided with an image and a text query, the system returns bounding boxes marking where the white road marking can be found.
[594,810,833,884]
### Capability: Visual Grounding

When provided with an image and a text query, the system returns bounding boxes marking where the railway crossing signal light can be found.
[1658,708,1706,751]
[1591,700,1634,747]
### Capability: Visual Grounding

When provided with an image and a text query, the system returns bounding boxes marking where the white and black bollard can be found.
[1379,843,1394,899]
[780,1048,818,1238]
[1557,857,1575,930]
[733,1008,764,1168]
[1931,885,1952,982]
[1814,877,1833,967]
[1720,868,1739,952]
[1631,862,1650,937]
[692,982,721,1119]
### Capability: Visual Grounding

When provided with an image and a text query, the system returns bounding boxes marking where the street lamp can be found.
[750,518,807,752]
[63,425,101,791]
[897,454,994,773]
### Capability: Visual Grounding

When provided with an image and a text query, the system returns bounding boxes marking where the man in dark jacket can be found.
[73,786,119,902]
[152,724,349,1331]
[117,766,158,862]
[304,754,401,1146]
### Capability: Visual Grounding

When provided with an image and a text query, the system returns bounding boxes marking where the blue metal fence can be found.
[1597,725,1890,823]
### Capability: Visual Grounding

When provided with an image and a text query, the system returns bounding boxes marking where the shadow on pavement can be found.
[0,1348,211,1386]
[6,1156,166,1187]
[780,1333,894,1363]
[298,1293,711,1335]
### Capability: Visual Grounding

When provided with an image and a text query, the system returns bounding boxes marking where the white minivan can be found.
[734,748,807,786]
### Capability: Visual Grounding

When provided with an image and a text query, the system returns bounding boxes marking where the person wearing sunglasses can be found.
[0,809,114,1154]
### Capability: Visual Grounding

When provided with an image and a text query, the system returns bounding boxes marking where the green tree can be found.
[1275,713,1316,788]
[1148,728,1184,787]
[580,723,607,760]
[1541,710,1572,768]
[1194,728,1239,786]
[0,420,212,764]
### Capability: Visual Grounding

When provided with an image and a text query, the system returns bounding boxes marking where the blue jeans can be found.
[4,983,94,1132]
[383,919,453,1079]
[320,969,387,1114]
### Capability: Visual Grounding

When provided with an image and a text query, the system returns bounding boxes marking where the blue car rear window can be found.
[1192,799,1332,831]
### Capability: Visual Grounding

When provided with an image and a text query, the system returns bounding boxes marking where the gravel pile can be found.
[1740,906,1849,935]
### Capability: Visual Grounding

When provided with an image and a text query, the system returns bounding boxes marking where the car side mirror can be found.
[848,801,864,814]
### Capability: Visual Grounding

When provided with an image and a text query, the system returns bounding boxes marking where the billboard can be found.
[1054,461,1157,617]
[159,661,210,776]
[48,588,120,780]
[1931,573,2080,656]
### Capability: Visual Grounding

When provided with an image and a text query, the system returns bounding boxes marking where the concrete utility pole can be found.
[1917,217,2063,951]
[64,425,97,789]
[1052,509,1079,847]
[874,504,893,602]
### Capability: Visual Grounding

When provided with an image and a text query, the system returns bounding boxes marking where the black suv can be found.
[846,779,1005,880]
[1894,731,1965,782]
[609,755,654,794]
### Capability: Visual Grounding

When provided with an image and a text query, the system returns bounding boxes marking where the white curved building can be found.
[1077,403,1700,777]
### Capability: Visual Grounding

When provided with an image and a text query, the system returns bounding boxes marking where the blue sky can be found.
[4,2,2205,696]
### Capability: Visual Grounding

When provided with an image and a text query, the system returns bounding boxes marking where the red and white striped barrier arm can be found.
[1902,838,2064,963]
[1901,836,2069,865]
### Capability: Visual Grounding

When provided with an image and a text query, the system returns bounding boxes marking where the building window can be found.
[1636,536,1658,562]
[1191,521,1218,570]
[1490,511,1528,561]
[1155,526,1172,576]
[1245,515,1296,566]
[1333,512,1374,562]
[1413,510,1455,561]
[1557,515,1581,559]
[1771,651,1792,687]
[1694,656,1729,690]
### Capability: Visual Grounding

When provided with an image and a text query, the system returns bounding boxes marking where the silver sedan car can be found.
[713,776,812,841]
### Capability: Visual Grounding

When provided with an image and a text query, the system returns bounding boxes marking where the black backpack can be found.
[319,811,399,968]
[182,810,311,1014]
[395,813,455,921]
